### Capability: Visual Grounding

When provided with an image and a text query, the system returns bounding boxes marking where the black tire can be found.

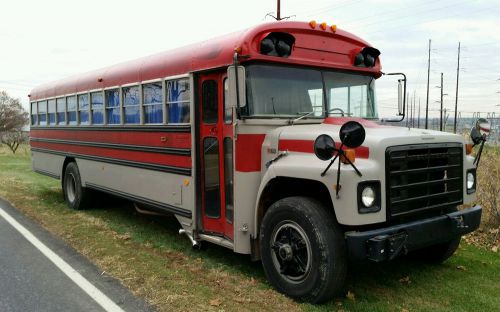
[259,196,346,303]
[411,237,461,264]
[63,162,90,210]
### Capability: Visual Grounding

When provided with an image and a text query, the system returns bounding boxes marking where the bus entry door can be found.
[199,73,234,240]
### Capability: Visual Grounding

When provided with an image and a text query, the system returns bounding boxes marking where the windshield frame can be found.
[243,63,378,120]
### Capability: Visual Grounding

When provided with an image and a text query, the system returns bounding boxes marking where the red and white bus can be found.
[30,21,482,302]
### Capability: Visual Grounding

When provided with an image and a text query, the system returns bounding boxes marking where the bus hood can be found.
[275,118,465,160]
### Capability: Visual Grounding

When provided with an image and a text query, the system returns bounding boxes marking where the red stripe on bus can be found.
[235,134,266,172]
[279,139,369,159]
[30,129,191,149]
[31,141,192,168]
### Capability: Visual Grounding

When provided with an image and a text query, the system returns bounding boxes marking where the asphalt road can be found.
[0,198,153,312]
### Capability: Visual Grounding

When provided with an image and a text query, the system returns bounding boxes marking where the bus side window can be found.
[67,96,77,125]
[143,82,163,124]
[105,89,120,124]
[122,86,140,124]
[38,101,47,126]
[31,102,37,125]
[56,98,66,125]
[78,94,89,125]
[48,99,56,125]
[167,79,190,123]
[91,92,104,125]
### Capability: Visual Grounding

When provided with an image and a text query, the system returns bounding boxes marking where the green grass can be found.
[0,145,499,312]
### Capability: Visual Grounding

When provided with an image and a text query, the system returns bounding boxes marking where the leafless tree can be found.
[0,91,29,153]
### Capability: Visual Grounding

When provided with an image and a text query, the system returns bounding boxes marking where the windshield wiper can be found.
[288,111,316,125]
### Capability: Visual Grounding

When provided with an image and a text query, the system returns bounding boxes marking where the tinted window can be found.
[203,137,220,218]
[91,92,104,124]
[202,80,218,123]
[224,137,233,223]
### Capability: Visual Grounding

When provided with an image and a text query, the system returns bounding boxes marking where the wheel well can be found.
[61,157,75,185]
[257,177,335,230]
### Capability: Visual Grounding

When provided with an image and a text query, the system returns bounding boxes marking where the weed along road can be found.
[0,198,151,312]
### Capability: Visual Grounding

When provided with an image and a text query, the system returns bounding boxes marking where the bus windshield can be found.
[245,64,378,119]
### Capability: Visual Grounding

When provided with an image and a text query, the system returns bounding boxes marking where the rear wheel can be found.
[260,197,346,303]
[63,162,90,210]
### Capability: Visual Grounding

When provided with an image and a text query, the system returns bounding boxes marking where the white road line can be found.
[0,207,125,312]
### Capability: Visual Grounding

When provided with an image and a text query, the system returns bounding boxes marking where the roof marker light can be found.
[320,22,327,30]
[309,20,317,28]
[234,46,242,54]
[331,24,337,32]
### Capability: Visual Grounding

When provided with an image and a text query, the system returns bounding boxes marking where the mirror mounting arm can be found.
[383,72,407,123]
[473,134,487,167]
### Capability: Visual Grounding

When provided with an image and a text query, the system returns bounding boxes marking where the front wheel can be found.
[260,197,346,303]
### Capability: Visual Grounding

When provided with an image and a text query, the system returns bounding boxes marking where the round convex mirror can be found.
[314,134,336,161]
[339,121,366,148]
[476,118,490,136]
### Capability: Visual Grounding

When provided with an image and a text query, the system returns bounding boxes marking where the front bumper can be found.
[345,205,482,262]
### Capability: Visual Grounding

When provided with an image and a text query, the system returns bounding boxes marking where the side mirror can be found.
[397,79,403,115]
[470,118,490,145]
[381,73,406,122]
[227,65,246,108]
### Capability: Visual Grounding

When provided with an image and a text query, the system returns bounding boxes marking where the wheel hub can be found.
[270,221,312,283]
[278,244,293,261]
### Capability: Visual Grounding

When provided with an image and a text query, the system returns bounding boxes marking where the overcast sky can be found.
[1,0,499,118]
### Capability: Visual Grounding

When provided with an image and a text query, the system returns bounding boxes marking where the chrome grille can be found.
[386,143,463,218]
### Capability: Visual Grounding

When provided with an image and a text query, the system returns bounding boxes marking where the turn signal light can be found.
[309,20,317,28]
[320,22,327,30]
[341,149,356,164]
[466,143,473,155]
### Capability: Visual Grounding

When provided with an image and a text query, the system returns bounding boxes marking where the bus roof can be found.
[30,21,381,101]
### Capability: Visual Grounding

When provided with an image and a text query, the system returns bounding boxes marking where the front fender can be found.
[255,152,387,230]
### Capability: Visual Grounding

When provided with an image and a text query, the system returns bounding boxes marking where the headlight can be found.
[466,169,476,194]
[361,187,376,207]
[357,181,381,213]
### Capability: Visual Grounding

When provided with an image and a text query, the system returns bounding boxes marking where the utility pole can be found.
[418,98,421,128]
[406,92,410,127]
[413,91,416,127]
[440,72,444,131]
[425,39,431,129]
[277,0,281,20]
[453,42,461,133]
